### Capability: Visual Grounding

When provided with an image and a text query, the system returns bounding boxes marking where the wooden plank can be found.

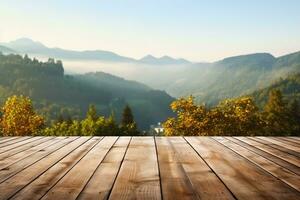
[77,137,131,200]
[0,137,91,200]
[214,137,300,192]
[0,137,53,160]
[0,137,43,154]
[6,137,102,200]
[0,137,19,144]
[108,137,161,200]
[186,137,300,200]
[156,137,199,200]
[226,137,300,176]
[258,137,300,152]
[236,137,300,167]
[0,137,32,148]
[290,137,300,141]
[0,137,73,174]
[0,137,77,183]
[250,137,300,158]
[277,137,300,146]
[0,137,9,141]
[41,137,118,200]
[159,137,234,200]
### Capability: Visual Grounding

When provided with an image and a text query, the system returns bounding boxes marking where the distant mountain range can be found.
[161,51,300,105]
[1,38,299,106]
[0,38,192,65]
[139,55,191,65]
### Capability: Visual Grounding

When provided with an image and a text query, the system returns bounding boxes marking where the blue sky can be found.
[0,0,299,61]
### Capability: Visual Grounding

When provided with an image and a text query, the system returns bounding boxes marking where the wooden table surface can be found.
[0,136,299,200]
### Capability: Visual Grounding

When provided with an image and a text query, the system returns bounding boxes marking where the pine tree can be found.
[264,89,286,113]
[86,104,98,122]
[288,99,300,136]
[121,105,134,126]
[121,105,139,135]
[263,89,289,135]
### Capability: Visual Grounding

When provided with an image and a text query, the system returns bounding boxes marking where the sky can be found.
[0,0,300,62]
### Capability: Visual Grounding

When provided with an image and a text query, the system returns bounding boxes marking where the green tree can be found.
[288,99,300,136]
[263,89,290,135]
[86,104,98,122]
[121,105,134,126]
[94,114,119,136]
[121,105,139,135]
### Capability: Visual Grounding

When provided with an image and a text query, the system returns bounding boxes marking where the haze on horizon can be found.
[0,0,300,62]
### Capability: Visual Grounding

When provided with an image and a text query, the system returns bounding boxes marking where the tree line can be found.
[0,89,299,136]
[0,95,140,136]
[163,89,300,136]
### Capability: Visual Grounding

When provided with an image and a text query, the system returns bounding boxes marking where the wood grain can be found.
[41,137,117,200]
[0,137,88,200]
[214,137,300,192]
[108,137,161,200]
[0,137,31,148]
[9,137,102,200]
[0,136,299,200]
[186,137,300,200]
[0,137,75,183]
[77,137,131,200]
[226,137,300,175]
[0,137,53,161]
[258,137,300,152]
[236,137,300,166]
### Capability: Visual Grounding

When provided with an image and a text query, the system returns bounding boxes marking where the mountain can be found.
[1,38,299,106]
[0,45,16,54]
[0,53,175,129]
[1,38,193,64]
[156,52,300,105]
[216,53,275,69]
[4,38,46,52]
[139,55,191,65]
[1,38,135,62]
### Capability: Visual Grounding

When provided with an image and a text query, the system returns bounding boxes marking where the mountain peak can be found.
[13,37,35,43]
[220,53,275,62]
[216,53,276,69]
[140,55,191,65]
[4,37,46,52]
[11,37,45,46]
[141,54,157,60]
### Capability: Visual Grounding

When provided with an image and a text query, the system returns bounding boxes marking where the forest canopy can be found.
[163,90,300,136]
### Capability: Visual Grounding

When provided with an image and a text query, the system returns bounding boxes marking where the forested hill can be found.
[0,53,174,129]
[166,51,300,105]
[252,73,300,108]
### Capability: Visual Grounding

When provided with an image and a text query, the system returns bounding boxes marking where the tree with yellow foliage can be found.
[212,97,263,136]
[163,95,263,136]
[1,95,44,136]
[163,96,208,136]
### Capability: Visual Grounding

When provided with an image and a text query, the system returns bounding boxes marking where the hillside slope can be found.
[251,73,300,108]
[164,52,300,105]
[0,54,174,129]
